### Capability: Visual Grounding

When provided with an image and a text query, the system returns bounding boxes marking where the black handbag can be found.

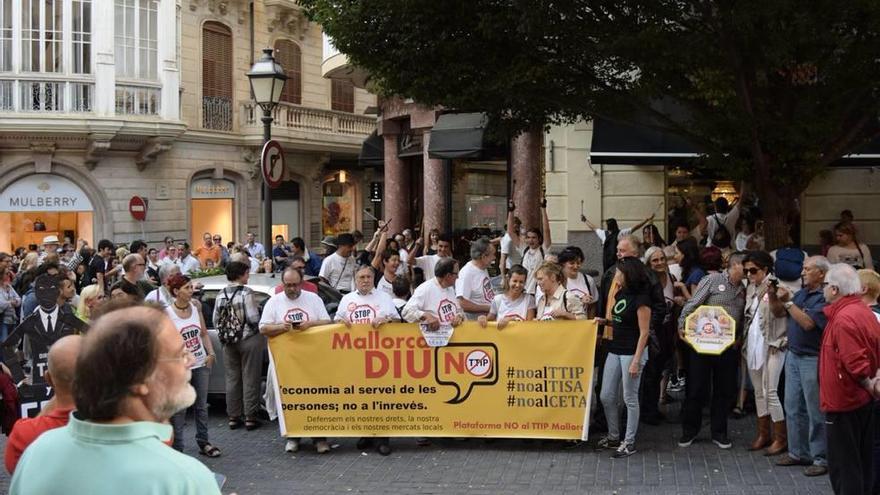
[33,219,46,231]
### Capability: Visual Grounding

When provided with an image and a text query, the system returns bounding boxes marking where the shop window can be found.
[322,173,354,236]
[274,39,301,105]
[190,178,234,248]
[451,162,506,232]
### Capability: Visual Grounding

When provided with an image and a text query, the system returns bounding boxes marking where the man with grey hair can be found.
[819,263,880,494]
[119,254,154,301]
[145,263,181,306]
[770,256,831,475]
[455,237,496,320]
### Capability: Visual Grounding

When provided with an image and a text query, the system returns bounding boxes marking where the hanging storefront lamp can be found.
[339,170,347,184]
[711,180,739,203]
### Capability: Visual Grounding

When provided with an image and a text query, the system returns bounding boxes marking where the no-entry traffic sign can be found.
[129,196,148,221]
[261,140,285,189]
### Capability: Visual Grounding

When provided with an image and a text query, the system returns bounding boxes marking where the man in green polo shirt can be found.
[10,304,221,495]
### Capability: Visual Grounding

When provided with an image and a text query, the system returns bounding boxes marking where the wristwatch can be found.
[783,301,794,311]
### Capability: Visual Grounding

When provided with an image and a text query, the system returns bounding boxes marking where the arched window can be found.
[273,39,301,105]
[330,78,354,113]
[202,21,232,130]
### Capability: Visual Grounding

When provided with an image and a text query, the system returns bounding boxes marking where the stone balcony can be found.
[240,101,375,152]
[321,33,370,88]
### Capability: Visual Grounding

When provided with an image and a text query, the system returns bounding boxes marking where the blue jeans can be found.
[171,366,211,451]
[600,352,647,446]
[784,352,826,466]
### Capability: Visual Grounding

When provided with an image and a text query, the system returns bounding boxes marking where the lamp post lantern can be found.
[247,47,288,253]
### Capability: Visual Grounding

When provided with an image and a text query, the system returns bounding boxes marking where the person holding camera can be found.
[259,266,332,454]
[743,251,789,456]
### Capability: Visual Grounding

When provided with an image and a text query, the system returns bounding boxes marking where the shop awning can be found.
[428,112,488,159]
[590,115,703,165]
[358,131,384,167]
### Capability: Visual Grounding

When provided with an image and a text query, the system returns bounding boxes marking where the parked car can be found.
[193,273,342,397]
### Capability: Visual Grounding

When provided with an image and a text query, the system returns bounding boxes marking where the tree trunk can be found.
[753,177,798,251]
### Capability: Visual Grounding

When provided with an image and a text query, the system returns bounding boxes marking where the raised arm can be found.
[371,231,388,271]
[581,216,599,232]
[631,213,656,233]
[541,199,551,249]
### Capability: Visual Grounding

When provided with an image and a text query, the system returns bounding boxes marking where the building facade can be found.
[0,0,376,253]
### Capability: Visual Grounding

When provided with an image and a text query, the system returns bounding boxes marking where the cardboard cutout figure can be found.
[2,274,88,417]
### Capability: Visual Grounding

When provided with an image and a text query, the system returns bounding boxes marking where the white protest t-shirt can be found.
[489,293,535,321]
[259,290,330,327]
[522,246,549,294]
[319,252,356,292]
[335,289,399,324]
[455,260,495,320]
[376,273,395,297]
[402,278,461,324]
[165,304,207,369]
[397,248,409,276]
[415,254,447,279]
[500,233,523,268]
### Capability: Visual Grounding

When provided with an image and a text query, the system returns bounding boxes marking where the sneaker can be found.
[775,456,811,467]
[612,443,637,458]
[803,465,828,477]
[315,440,331,454]
[284,439,299,453]
[678,433,697,447]
[597,436,621,450]
[711,435,732,449]
[667,377,684,393]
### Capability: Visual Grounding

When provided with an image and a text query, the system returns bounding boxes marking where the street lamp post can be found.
[247,48,288,254]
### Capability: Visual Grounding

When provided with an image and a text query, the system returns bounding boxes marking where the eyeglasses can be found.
[213,238,221,241]
[744,267,762,275]
[159,350,196,366]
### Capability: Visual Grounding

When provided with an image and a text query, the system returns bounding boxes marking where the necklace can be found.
[173,302,190,310]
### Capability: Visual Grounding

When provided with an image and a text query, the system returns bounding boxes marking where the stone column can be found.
[422,131,449,235]
[158,0,180,121]
[511,128,543,230]
[92,0,116,116]
[383,133,410,234]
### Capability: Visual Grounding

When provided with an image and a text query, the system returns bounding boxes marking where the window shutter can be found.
[202,22,231,99]
[274,39,301,105]
[330,78,354,113]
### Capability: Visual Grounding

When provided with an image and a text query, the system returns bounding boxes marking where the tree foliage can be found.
[303,0,880,245]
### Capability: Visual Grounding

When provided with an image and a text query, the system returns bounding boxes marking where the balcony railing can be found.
[241,101,375,136]
[0,79,94,113]
[203,96,233,131]
[116,85,161,116]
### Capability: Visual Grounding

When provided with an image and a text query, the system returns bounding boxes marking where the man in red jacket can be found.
[820,263,880,495]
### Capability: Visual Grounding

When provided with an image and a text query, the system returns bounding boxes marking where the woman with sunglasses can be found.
[165,273,221,458]
[742,251,788,456]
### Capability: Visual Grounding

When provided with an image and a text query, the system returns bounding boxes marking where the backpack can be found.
[216,286,247,345]
[775,248,805,281]
[712,214,731,246]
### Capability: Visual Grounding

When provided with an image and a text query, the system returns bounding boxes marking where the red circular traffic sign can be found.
[129,196,148,221]
[261,140,285,189]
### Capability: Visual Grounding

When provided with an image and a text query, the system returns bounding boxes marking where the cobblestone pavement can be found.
[0,403,834,495]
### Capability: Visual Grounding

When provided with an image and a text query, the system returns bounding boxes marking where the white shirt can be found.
[180,255,201,274]
[705,204,740,247]
[595,227,632,245]
[455,261,495,320]
[489,293,535,321]
[414,254,447,280]
[37,306,60,332]
[500,233,523,269]
[145,287,172,307]
[376,273,395,297]
[319,252,356,292]
[522,246,549,294]
[535,272,598,306]
[401,278,462,324]
[335,289,399,324]
[260,290,330,327]
[245,242,266,259]
[397,249,409,277]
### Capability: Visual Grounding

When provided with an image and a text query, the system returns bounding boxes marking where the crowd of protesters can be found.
[1,193,879,494]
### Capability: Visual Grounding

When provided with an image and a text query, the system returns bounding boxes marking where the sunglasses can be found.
[744,267,763,275]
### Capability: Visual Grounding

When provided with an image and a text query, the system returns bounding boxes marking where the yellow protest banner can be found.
[268,320,597,440]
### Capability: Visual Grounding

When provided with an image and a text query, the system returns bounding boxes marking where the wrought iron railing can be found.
[116,85,161,116]
[203,96,233,131]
